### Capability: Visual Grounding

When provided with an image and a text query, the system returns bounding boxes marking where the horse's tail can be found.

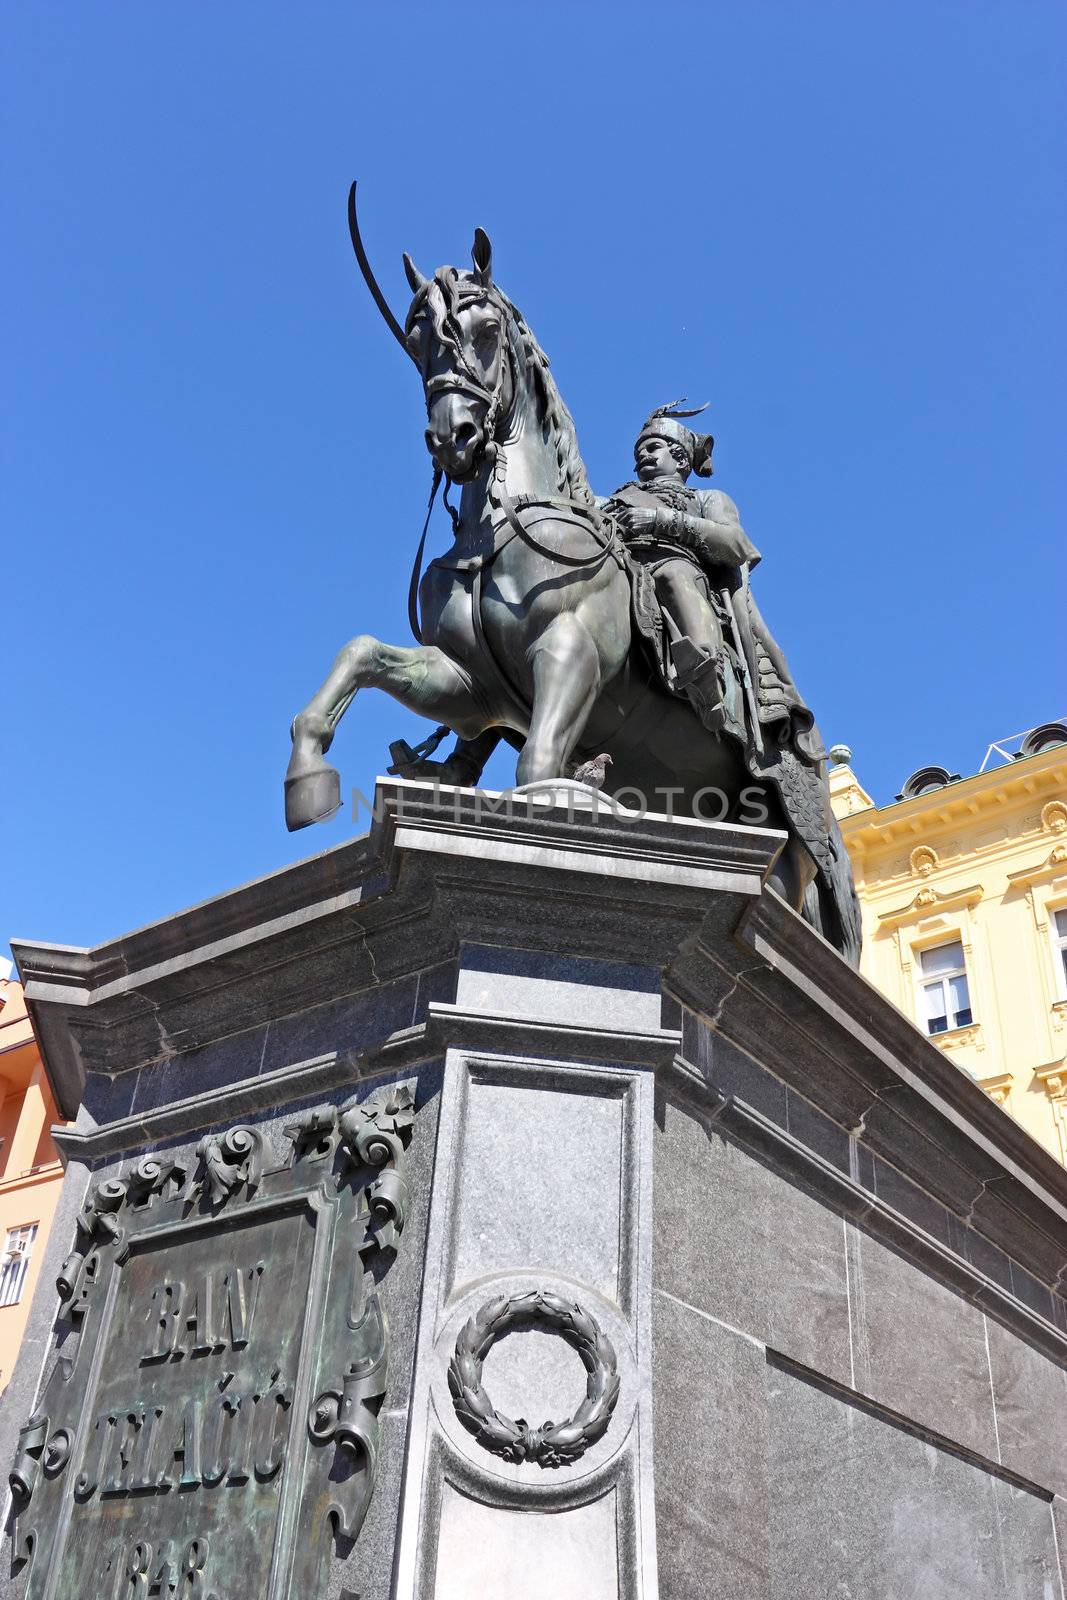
[802,813,862,969]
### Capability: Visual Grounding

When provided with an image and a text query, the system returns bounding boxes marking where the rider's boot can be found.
[670,636,727,734]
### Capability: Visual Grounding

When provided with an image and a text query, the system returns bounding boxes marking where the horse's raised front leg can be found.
[285,634,490,830]
[515,614,600,787]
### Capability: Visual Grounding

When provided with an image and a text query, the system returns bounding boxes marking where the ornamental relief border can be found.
[8,1081,417,1600]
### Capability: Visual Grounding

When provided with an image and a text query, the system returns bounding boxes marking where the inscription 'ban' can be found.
[142,1262,265,1362]
[74,1262,290,1503]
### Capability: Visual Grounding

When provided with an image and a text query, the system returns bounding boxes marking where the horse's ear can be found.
[471,227,493,286]
[403,252,429,295]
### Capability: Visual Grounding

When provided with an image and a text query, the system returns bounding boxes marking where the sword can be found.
[347,181,407,351]
[729,566,764,756]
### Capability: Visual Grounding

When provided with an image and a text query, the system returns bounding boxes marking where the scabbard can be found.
[729,568,764,756]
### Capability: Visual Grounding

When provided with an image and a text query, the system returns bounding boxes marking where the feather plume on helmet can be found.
[637,398,715,477]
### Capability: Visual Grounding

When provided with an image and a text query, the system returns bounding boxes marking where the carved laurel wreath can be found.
[447,1289,620,1470]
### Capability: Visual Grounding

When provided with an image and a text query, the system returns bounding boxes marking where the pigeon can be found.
[571,753,613,790]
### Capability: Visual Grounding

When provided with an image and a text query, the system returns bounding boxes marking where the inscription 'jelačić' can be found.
[75,1261,292,1502]
[55,1209,311,1597]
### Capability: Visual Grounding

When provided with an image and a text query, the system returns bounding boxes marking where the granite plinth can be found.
[4,778,1065,1599]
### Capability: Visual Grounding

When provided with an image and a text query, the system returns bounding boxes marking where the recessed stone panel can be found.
[652,1291,769,1599]
[456,944,662,1031]
[433,1482,619,1600]
[448,1069,626,1306]
[652,1296,1060,1600]
[986,1316,1067,1496]
[767,1358,1059,1600]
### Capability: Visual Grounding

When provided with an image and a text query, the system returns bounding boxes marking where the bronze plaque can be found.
[9,1087,415,1600]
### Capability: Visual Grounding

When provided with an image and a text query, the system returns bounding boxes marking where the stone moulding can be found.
[50,1005,682,1165]
[662,1053,1067,1368]
[21,776,1067,1374]
[10,776,1067,1586]
[765,1346,1055,1502]
[680,889,1067,1272]
[12,780,782,1114]
[8,1083,416,1600]
[19,781,1062,1218]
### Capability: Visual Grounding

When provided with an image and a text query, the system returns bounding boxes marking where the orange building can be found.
[0,972,65,1393]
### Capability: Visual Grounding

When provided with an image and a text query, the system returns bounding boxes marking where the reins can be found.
[489,481,618,568]
[406,294,620,645]
[407,465,442,645]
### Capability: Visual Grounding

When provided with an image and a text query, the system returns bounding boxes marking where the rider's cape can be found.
[604,482,862,965]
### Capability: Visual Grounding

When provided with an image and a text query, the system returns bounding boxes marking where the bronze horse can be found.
[285,188,860,964]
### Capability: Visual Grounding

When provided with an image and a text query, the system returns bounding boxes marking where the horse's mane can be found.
[496,292,594,506]
[412,269,593,506]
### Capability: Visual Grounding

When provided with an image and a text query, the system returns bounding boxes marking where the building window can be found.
[0,1223,38,1308]
[918,940,973,1035]
[1053,908,1067,1000]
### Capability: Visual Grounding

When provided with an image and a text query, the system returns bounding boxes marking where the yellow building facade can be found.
[830,723,1067,1165]
[0,975,65,1392]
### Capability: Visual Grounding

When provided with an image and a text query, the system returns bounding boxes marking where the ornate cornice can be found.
[1036,1061,1067,1102]
[876,882,984,931]
[1006,847,1067,893]
[840,747,1066,856]
[14,780,782,1118]
[976,1070,1013,1107]
[933,1021,984,1056]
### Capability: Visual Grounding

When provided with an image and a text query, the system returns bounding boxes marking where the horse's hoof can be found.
[284,765,342,831]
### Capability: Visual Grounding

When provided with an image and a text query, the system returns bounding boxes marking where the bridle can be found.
[415,287,512,475]
[403,290,512,643]
[346,182,616,648]
[407,288,620,646]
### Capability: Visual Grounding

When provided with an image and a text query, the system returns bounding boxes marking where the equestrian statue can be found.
[284,185,861,966]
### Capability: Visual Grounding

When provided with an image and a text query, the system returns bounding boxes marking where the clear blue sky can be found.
[3,2,1064,957]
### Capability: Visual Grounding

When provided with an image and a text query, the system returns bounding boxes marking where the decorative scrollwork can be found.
[194,1125,261,1204]
[307,1293,390,1537]
[338,1081,415,1168]
[447,1289,620,1470]
[9,1417,48,1503]
[41,1429,71,1476]
[126,1153,185,1207]
[56,1176,129,1315]
[363,1166,410,1256]
[1041,799,1067,835]
[81,1179,127,1239]
[16,1101,421,1591]
[283,1104,338,1162]
[285,1081,416,1179]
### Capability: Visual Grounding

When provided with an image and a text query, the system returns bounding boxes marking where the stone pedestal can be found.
[4,780,1066,1598]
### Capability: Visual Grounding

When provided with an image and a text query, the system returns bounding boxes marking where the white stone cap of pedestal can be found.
[510,778,640,817]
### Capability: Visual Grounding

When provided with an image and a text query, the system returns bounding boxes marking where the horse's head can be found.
[401,230,515,482]
[348,185,590,504]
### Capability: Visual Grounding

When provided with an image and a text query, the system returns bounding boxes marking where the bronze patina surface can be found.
[9,1089,414,1600]
[285,187,861,966]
